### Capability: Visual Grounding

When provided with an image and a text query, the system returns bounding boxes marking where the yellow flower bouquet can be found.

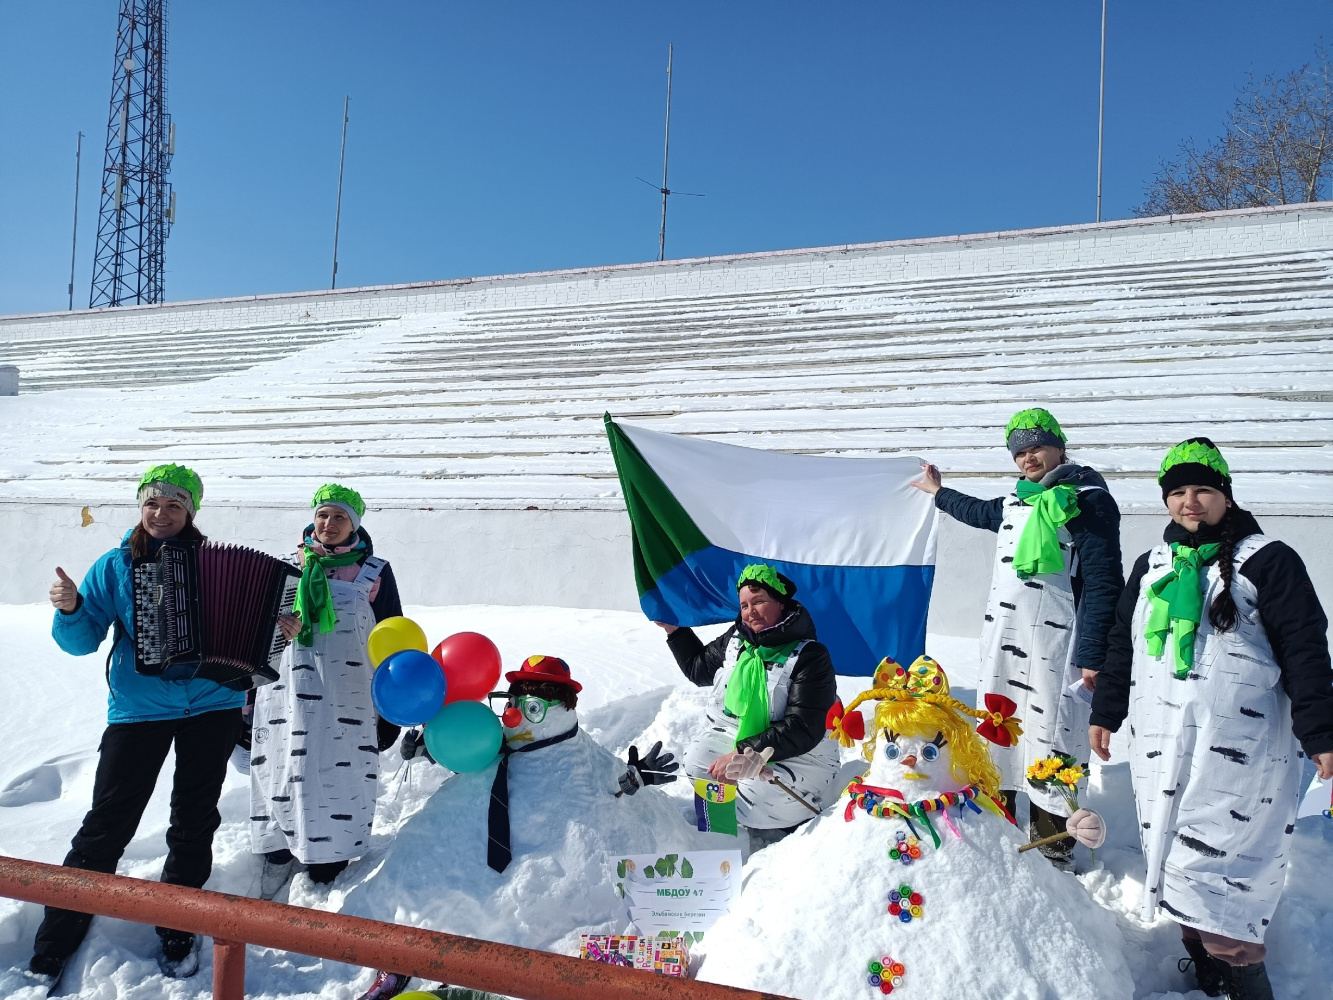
[1025,752,1086,812]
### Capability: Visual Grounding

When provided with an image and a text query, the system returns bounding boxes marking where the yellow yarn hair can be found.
[842,676,1004,801]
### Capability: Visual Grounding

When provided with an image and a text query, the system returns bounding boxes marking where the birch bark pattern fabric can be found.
[250,556,386,864]
[682,635,840,829]
[604,415,937,676]
[978,491,1094,815]
[1127,536,1301,942]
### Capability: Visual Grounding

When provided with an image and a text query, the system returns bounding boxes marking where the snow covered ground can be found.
[0,603,1328,999]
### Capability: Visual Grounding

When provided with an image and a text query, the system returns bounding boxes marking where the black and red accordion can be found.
[132,540,300,690]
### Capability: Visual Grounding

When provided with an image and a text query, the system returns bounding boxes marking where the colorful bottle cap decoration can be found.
[867,957,906,993]
[888,830,922,865]
[887,884,924,922]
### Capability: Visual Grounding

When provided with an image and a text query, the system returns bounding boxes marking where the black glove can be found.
[618,741,679,796]
[400,727,432,762]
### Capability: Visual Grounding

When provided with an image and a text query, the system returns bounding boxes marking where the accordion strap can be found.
[353,556,387,588]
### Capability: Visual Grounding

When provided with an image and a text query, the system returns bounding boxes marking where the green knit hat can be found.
[311,483,366,530]
[1004,408,1067,457]
[1158,437,1232,500]
[737,563,796,602]
[136,464,202,515]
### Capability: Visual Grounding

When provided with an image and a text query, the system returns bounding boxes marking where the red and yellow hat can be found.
[505,654,582,692]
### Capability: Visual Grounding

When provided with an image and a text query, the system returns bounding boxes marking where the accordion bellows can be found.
[133,540,301,690]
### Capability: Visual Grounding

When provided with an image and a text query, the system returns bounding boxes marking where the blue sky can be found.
[1,1,1329,315]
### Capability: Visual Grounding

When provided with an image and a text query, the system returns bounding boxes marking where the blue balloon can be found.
[423,700,503,773]
[372,649,446,726]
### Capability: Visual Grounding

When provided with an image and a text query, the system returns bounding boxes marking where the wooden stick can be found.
[1017,830,1074,853]
[770,776,822,815]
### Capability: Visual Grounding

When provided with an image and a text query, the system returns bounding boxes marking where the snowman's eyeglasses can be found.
[487,691,561,724]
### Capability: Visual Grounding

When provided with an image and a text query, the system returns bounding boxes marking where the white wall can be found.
[8,502,1329,645]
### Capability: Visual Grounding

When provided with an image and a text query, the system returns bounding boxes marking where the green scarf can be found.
[1012,480,1080,579]
[1144,541,1221,678]
[292,540,365,646]
[723,638,799,745]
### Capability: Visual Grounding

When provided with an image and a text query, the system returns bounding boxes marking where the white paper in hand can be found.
[1067,678,1095,707]
[1296,776,1330,820]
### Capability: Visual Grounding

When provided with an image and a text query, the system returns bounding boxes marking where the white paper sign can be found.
[614,850,742,936]
[1297,776,1330,819]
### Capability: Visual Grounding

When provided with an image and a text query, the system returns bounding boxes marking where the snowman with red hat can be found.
[347,655,727,1000]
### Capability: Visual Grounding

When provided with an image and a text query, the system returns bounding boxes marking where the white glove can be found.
[1067,808,1106,849]
[724,747,774,782]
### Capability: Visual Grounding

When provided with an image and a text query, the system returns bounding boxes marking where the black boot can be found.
[1218,961,1274,1000]
[1178,936,1224,997]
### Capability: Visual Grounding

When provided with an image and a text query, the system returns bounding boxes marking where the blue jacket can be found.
[52,531,246,724]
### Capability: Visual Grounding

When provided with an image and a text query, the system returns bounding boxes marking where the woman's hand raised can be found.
[50,567,79,612]
[910,463,943,496]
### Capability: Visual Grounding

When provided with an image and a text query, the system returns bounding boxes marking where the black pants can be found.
[32,708,241,963]
[1000,790,1072,861]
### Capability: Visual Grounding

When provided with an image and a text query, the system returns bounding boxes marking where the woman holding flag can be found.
[1089,438,1333,1000]
[658,563,839,832]
[912,407,1123,868]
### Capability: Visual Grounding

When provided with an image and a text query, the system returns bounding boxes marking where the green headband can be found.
[1159,440,1230,481]
[136,463,203,514]
[310,483,366,517]
[1004,408,1066,443]
[737,563,788,596]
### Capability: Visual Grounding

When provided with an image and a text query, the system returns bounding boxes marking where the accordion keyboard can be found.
[133,562,164,666]
[266,573,301,670]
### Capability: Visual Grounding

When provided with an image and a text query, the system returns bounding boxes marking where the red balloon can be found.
[431,632,503,704]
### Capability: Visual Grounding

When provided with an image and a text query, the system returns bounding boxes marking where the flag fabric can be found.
[604,415,937,676]
[693,778,739,835]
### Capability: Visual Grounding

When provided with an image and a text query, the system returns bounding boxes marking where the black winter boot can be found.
[1178,936,1224,997]
[1218,962,1274,1000]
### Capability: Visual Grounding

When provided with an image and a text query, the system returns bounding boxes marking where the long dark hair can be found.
[1207,507,1242,633]
[129,513,205,559]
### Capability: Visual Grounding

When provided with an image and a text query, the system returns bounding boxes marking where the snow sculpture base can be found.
[697,799,1132,1000]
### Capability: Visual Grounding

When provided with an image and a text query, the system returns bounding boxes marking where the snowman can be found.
[695,656,1132,1000]
[340,655,734,1000]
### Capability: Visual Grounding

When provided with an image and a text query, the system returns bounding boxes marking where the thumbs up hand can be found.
[50,567,79,613]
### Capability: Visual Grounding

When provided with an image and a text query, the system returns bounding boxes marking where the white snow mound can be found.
[336,727,734,955]
[697,798,1133,1000]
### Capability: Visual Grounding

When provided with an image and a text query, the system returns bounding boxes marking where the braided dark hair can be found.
[1207,506,1241,633]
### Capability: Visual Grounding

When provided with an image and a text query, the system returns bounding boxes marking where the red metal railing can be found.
[0,856,790,1000]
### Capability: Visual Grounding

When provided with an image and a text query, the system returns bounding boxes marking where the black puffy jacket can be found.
[934,463,1123,672]
[665,601,837,762]
[1090,509,1333,758]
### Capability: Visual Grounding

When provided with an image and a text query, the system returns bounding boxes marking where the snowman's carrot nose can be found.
[901,754,918,768]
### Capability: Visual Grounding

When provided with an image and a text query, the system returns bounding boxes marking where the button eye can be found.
[921,744,939,762]
[883,743,901,761]
[522,698,547,723]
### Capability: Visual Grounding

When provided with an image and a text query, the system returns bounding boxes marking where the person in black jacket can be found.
[912,407,1123,869]
[1089,438,1333,1000]
[657,563,839,830]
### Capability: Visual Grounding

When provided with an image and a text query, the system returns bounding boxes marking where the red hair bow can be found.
[825,700,865,747]
[976,694,1023,747]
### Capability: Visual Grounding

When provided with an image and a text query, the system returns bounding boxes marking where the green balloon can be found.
[423,700,503,772]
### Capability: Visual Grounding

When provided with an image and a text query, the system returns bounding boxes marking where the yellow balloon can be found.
[394,993,440,1000]
[367,616,428,668]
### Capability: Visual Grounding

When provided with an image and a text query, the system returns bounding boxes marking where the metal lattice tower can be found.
[89,0,175,308]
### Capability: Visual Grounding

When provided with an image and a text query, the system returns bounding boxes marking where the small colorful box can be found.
[579,934,690,978]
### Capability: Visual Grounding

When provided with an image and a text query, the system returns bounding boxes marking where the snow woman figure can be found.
[1090,438,1333,1000]
[251,483,404,899]
[31,465,260,984]
[658,563,840,832]
[912,407,1123,868]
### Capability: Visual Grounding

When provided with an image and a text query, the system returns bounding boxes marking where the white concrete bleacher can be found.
[1,202,1331,619]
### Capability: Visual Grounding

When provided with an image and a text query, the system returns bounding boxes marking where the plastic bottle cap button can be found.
[899,910,912,922]
[888,902,901,915]
[868,974,882,986]
[880,984,894,995]
[869,961,883,975]
[889,890,900,902]
[899,885,911,896]
[909,892,923,905]
[910,905,923,918]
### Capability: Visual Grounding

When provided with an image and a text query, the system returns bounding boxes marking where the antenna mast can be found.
[332,95,349,290]
[68,132,84,310]
[657,43,673,261]
[89,0,174,308]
